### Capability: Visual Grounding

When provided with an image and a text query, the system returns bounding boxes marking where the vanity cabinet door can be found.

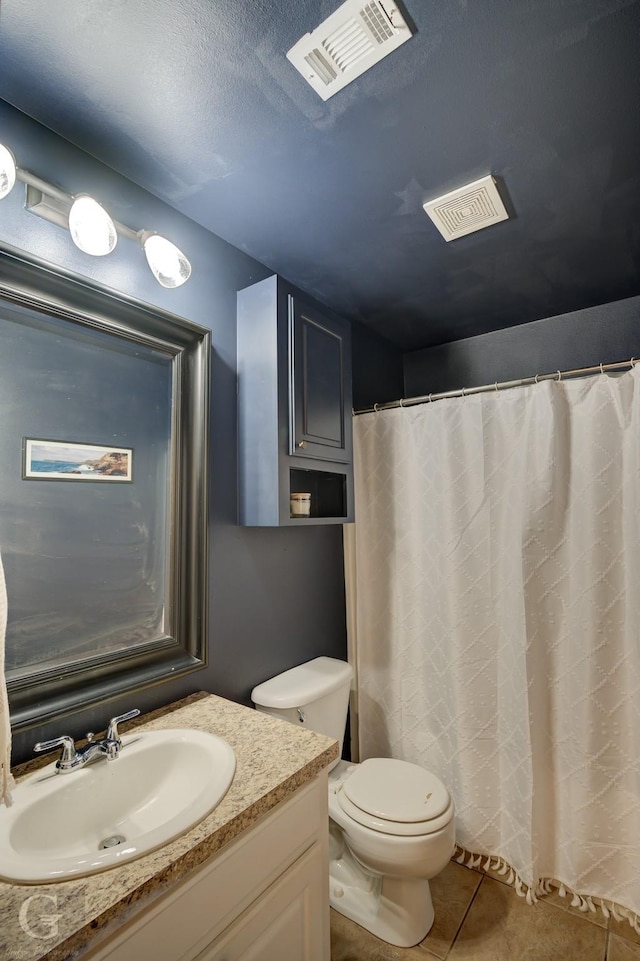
[289,294,351,464]
[79,774,330,961]
[197,842,325,961]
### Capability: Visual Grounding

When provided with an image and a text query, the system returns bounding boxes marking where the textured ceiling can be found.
[0,0,639,351]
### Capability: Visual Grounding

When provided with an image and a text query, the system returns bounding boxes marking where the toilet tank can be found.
[251,657,353,768]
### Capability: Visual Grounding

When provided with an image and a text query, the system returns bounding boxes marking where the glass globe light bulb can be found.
[68,195,117,256]
[0,143,17,200]
[142,233,192,288]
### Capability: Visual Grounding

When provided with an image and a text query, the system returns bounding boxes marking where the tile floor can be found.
[330,860,640,961]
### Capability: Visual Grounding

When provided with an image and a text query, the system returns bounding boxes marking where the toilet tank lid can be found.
[251,657,353,709]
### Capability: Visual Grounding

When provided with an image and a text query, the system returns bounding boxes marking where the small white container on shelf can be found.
[290,492,311,517]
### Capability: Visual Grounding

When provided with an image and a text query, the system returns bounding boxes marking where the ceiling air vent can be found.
[423,175,510,241]
[287,0,413,100]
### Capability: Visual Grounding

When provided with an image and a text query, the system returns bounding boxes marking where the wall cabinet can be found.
[82,774,329,961]
[237,275,354,525]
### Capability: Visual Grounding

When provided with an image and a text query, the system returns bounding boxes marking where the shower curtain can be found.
[351,366,640,924]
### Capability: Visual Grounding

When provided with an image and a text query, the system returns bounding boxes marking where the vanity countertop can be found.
[0,692,338,961]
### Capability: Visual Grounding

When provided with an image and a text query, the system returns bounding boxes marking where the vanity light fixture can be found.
[0,142,192,288]
[0,143,17,199]
[68,194,118,257]
[140,230,192,288]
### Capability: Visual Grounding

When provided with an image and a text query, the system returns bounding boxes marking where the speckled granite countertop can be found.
[0,692,338,961]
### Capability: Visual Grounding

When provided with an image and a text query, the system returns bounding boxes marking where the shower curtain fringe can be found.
[453,844,640,933]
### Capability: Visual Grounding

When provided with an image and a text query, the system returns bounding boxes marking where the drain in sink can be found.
[99,835,126,849]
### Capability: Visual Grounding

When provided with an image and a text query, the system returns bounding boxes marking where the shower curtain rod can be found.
[353,357,640,415]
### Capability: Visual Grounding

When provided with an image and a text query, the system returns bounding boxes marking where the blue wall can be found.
[351,324,403,410]
[404,294,640,397]
[0,101,349,764]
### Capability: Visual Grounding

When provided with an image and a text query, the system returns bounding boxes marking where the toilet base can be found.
[329,849,435,948]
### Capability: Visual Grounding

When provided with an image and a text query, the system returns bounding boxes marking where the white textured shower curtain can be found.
[352,367,640,920]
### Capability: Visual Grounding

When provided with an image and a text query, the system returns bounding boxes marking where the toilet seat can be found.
[337,758,453,837]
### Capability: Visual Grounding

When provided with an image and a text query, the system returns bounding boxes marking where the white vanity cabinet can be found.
[82,774,329,961]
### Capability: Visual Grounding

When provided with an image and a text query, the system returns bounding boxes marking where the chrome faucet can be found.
[33,709,140,774]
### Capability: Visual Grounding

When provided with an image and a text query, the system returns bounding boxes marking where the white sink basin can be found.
[0,728,236,883]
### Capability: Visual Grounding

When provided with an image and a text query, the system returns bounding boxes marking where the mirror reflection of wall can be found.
[0,300,172,680]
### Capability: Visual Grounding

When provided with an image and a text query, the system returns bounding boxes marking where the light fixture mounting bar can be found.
[17,167,69,205]
[24,184,70,230]
[18,167,140,240]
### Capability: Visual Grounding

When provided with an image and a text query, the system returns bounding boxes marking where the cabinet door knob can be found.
[297,440,307,449]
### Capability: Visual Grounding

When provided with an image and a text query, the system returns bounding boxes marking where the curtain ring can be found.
[461,387,467,398]
[399,398,405,407]
[534,373,540,384]
[600,362,605,375]
[428,393,433,403]
[556,370,562,382]
[373,403,380,412]
[494,381,499,393]
[631,357,637,367]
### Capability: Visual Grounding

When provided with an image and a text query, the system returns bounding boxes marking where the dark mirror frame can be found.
[0,247,210,732]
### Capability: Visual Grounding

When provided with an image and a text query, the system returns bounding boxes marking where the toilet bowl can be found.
[327,758,455,945]
[251,657,455,948]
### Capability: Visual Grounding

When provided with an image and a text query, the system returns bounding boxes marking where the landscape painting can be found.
[23,439,133,482]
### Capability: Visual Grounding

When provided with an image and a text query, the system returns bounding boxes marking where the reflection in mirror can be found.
[0,250,210,731]
[5,306,172,679]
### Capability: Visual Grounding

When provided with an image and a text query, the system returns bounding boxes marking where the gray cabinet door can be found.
[237,275,354,525]
[289,295,351,463]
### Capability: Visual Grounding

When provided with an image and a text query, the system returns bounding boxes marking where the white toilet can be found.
[251,656,455,948]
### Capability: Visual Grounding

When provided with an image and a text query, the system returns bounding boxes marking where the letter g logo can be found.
[19,894,62,941]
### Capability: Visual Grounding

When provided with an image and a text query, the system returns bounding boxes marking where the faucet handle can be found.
[33,735,78,768]
[105,709,140,743]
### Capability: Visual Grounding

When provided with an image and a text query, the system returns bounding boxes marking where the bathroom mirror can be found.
[0,249,210,731]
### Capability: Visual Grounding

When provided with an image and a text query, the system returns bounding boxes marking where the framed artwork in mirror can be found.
[23,439,134,482]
